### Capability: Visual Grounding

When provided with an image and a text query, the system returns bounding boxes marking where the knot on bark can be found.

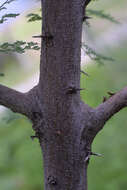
[48,176,57,186]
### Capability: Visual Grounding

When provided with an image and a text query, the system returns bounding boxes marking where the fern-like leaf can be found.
[86,9,119,24]
[0,13,20,24]
[82,43,114,64]
[27,13,42,22]
[0,41,40,54]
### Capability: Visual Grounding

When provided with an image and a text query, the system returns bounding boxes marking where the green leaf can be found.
[27,13,42,22]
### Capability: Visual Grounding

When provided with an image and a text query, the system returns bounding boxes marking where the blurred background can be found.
[0,0,127,189]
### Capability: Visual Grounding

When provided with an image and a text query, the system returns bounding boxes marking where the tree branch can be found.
[80,86,127,148]
[94,86,127,131]
[82,0,92,21]
[0,84,41,119]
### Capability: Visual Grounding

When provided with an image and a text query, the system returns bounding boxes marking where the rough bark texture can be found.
[0,0,126,190]
[38,0,90,189]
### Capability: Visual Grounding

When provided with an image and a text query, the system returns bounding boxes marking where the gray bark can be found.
[38,0,89,189]
[0,0,126,190]
[0,84,32,117]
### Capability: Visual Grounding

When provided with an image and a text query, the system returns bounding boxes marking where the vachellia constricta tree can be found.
[0,0,126,190]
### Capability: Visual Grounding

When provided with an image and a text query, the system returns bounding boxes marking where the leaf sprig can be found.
[0,13,20,24]
[0,41,40,54]
[82,43,114,64]
[27,13,42,22]
[86,9,119,24]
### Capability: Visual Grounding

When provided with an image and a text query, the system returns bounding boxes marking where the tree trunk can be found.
[0,1,126,190]
[38,0,90,189]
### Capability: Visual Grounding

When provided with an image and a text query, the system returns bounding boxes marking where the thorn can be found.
[32,35,42,38]
[30,135,38,141]
[77,88,85,91]
[102,96,107,102]
[107,91,115,96]
[84,155,90,162]
[90,152,103,157]
[80,70,89,76]
[66,87,85,94]
[83,16,92,21]
[33,35,53,40]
